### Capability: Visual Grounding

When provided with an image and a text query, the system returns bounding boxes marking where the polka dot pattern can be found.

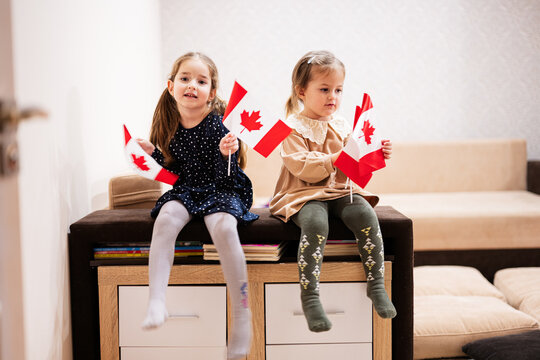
[150,113,258,224]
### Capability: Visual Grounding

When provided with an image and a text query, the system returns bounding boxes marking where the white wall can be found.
[11,0,161,358]
[161,0,540,159]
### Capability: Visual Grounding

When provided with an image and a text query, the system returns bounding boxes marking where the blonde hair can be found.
[285,50,346,117]
[150,52,248,168]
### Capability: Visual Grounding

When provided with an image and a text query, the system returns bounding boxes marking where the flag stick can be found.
[345,178,352,203]
[227,149,231,176]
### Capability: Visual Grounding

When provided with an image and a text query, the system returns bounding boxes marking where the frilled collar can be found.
[286,113,351,145]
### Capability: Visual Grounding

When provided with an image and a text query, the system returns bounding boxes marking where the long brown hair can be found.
[149,52,247,168]
[285,50,346,117]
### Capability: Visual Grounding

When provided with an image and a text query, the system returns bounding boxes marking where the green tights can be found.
[292,195,396,332]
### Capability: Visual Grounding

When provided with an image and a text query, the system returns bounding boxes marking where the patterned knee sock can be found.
[357,225,396,319]
[298,233,332,332]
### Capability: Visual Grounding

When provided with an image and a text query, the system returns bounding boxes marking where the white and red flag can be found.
[123,124,179,185]
[334,93,386,188]
[223,81,291,157]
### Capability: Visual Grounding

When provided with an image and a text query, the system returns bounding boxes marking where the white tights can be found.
[141,200,251,359]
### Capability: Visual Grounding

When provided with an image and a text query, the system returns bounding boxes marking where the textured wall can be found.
[161,0,540,159]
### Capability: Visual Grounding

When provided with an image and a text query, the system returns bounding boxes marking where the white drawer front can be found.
[266,282,372,344]
[121,346,226,360]
[119,285,226,346]
[266,343,372,360]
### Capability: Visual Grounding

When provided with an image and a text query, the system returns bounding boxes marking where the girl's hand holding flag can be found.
[123,124,179,186]
[219,132,239,158]
[220,132,239,176]
[382,139,392,159]
[136,138,155,155]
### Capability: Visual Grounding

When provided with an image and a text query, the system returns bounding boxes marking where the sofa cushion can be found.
[108,175,162,209]
[494,267,540,322]
[414,266,505,300]
[378,190,540,250]
[414,295,539,359]
[462,330,540,360]
[366,138,527,194]
[520,295,540,324]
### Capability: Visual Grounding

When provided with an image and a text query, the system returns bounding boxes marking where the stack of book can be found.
[203,241,288,261]
[93,241,203,259]
[324,239,359,256]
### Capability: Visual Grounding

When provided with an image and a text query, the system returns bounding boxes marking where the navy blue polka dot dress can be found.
[150,113,258,224]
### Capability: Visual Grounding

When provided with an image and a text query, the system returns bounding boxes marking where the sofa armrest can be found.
[108,175,162,209]
[527,160,540,195]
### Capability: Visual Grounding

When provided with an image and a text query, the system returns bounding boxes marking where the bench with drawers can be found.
[69,206,413,359]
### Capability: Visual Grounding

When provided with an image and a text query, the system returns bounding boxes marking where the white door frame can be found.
[0,0,26,358]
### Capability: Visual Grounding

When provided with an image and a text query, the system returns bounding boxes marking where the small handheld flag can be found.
[123,124,179,185]
[334,94,386,188]
[223,81,291,158]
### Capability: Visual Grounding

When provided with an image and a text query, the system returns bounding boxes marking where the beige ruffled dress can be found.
[269,113,379,222]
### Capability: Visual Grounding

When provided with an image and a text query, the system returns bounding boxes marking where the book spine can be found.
[93,241,202,249]
[94,246,202,253]
[93,247,149,251]
[94,253,148,258]
[95,250,149,254]
[94,252,203,259]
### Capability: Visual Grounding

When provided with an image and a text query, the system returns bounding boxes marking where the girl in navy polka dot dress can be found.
[137,52,258,360]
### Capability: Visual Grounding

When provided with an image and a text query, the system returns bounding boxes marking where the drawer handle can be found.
[168,314,200,319]
[293,311,345,316]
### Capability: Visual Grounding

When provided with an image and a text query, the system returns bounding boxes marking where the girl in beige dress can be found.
[270,50,396,332]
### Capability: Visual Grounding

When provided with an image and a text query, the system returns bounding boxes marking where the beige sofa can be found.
[413,265,539,359]
[245,138,540,252]
[366,138,540,251]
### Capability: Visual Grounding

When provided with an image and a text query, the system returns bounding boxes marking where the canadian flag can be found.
[334,94,386,188]
[223,81,291,157]
[123,124,179,185]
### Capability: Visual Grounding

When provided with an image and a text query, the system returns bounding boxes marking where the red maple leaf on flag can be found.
[240,110,263,133]
[131,154,150,171]
[359,120,376,145]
